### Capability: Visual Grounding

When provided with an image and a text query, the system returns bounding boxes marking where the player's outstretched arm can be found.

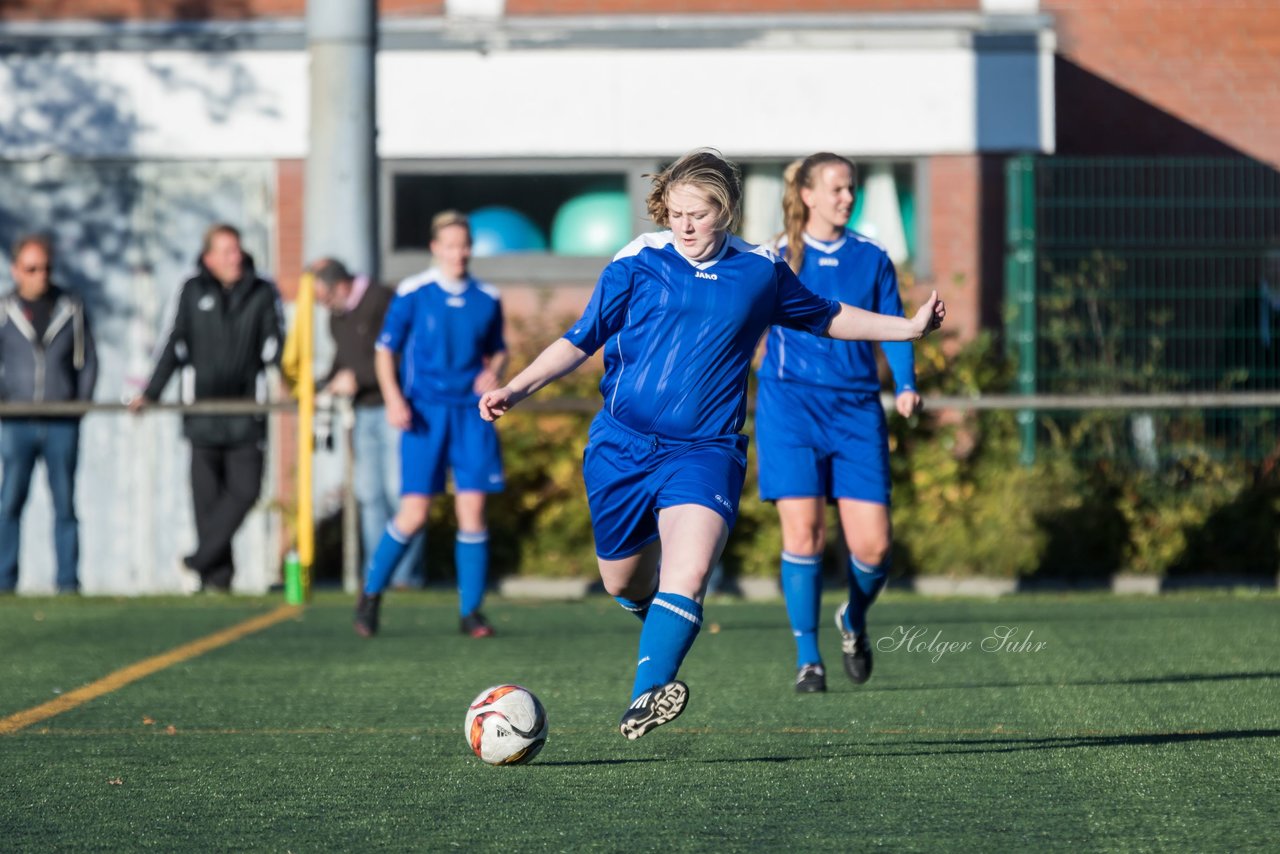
[827,290,945,342]
[479,338,591,422]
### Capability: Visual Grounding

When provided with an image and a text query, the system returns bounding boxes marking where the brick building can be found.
[2,0,1276,592]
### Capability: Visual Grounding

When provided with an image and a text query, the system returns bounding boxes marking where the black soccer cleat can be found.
[836,602,873,684]
[354,592,382,638]
[460,611,495,638]
[619,680,689,740]
[795,663,827,693]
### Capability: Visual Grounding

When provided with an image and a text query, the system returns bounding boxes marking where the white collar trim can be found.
[802,232,847,254]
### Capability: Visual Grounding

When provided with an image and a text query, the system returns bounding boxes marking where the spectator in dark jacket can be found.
[130,224,283,592]
[0,233,98,594]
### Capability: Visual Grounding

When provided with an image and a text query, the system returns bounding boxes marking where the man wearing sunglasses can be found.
[0,233,98,594]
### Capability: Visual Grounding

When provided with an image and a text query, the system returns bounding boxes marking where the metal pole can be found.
[306,0,376,588]
[305,0,378,280]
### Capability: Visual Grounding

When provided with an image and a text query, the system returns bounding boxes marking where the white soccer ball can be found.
[463,684,548,766]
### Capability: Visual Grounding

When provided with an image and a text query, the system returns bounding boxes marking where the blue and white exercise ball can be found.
[468,206,547,257]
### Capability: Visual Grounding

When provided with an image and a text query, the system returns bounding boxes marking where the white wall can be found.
[0,35,1052,161]
[0,51,308,160]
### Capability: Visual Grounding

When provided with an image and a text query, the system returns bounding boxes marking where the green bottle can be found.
[284,550,306,605]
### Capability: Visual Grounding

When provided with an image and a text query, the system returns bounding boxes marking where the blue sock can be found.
[456,531,489,616]
[781,551,823,668]
[844,555,890,635]
[364,523,412,595]
[630,592,702,701]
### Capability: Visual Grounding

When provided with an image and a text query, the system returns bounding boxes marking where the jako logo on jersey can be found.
[713,494,734,510]
[818,258,840,267]
[197,295,217,311]
[694,271,718,281]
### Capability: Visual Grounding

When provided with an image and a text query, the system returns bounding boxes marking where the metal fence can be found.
[1006,156,1280,464]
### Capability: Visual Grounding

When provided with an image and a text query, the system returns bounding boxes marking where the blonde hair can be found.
[781,152,856,274]
[430,210,471,243]
[646,148,742,233]
[201,223,242,256]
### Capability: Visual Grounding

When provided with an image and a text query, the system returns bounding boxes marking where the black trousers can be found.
[187,443,265,590]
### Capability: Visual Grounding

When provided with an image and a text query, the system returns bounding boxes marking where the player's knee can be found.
[849,538,891,570]
[395,504,430,534]
[782,527,825,556]
[600,576,631,599]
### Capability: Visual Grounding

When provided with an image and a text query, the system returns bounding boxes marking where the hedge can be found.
[407,320,1280,581]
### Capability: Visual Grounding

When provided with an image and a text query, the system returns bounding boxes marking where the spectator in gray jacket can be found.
[0,234,98,594]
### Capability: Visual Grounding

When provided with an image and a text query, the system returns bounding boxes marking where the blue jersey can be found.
[377,269,505,406]
[758,230,915,395]
[564,231,840,441]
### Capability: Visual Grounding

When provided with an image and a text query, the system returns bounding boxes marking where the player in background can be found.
[757,153,921,693]
[354,211,508,639]
[479,150,944,739]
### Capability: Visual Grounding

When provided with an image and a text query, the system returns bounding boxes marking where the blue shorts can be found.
[582,412,748,561]
[754,379,890,505]
[400,401,504,496]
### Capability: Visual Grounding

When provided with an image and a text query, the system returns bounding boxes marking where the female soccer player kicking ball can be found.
[480,150,944,739]
[355,211,508,639]
[757,153,923,694]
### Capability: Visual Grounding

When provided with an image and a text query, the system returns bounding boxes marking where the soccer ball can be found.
[464,684,548,766]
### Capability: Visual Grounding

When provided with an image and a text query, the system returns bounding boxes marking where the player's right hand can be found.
[385,395,413,431]
[479,387,518,422]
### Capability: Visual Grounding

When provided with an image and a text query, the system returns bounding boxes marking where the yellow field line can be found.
[0,604,301,736]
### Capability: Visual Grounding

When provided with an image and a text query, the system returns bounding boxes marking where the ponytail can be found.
[780,160,808,275]
[778,152,857,275]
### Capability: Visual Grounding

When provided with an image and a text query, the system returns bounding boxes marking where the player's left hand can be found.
[910,290,946,338]
[479,387,521,422]
[895,390,922,418]
[473,368,502,395]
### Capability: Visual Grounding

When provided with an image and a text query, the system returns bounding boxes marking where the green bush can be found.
[418,303,1278,582]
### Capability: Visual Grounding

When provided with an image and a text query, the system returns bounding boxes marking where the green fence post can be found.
[1006,155,1038,465]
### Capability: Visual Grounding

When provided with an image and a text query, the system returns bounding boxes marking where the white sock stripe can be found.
[653,597,702,626]
[456,531,489,545]
[850,555,882,575]
[782,551,823,565]
[386,523,410,545]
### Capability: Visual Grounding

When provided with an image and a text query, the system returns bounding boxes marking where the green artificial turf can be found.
[1,591,1278,851]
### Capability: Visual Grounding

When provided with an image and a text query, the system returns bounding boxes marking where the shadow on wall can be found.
[0,31,281,316]
[1054,56,1256,158]
[975,55,1280,338]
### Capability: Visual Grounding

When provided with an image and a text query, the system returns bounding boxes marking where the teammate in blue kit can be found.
[480,150,944,739]
[354,211,508,639]
[757,153,922,693]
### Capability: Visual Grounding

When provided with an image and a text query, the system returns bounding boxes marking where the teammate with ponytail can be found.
[757,153,921,693]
